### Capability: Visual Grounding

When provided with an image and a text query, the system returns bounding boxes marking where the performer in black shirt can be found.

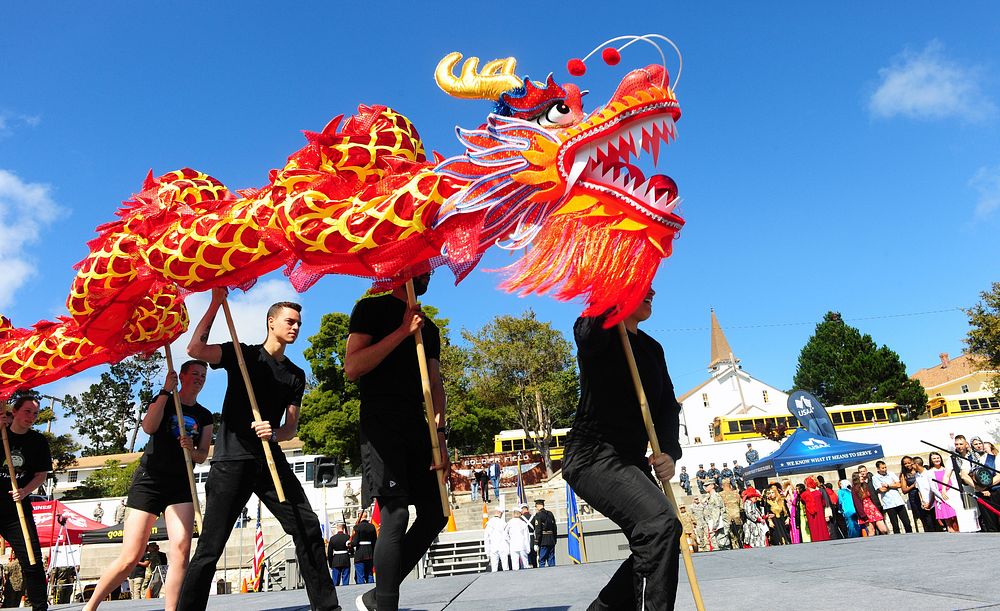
[179,288,339,611]
[1,396,51,611]
[85,361,213,611]
[563,288,683,611]
[345,271,449,611]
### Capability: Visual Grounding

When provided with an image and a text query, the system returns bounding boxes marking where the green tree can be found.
[61,459,139,500]
[63,353,165,456]
[793,312,928,418]
[463,310,578,476]
[965,281,1000,394]
[299,312,361,470]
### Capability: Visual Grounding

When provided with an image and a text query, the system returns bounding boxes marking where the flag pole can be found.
[220,298,286,502]
[404,279,451,518]
[0,410,37,565]
[617,322,704,611]
[163,345,204,533]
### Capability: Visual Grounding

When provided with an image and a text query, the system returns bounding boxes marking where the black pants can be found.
[978,492,1000,532]
[374,497,448,611]
[0,502,46,610]
[564,440,680,611]
[769,514,790,545]
[177,458,338,610]
[884,505,912,533]
[911,503,938,532]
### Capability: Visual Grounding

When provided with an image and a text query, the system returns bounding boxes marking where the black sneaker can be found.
[355,588,376,611]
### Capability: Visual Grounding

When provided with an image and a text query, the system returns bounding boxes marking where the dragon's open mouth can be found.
[558,76,683,231]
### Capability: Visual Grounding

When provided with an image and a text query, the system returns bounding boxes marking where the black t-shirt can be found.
[570,316,682,466]
[210,342,305,462]
[139,394,214,474]
[0,427,52,503]
[348,295,441,405]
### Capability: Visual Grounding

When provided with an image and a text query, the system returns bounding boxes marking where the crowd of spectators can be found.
[684,433,1000,551]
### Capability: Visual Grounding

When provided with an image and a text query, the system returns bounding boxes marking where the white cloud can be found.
[0,170,63,309]
[0,111,41,136]
[970,164,1000,219]
[173,278,300,353]
[869,40,996,122]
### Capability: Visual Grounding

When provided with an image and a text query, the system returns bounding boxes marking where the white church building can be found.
[677,310,789,446]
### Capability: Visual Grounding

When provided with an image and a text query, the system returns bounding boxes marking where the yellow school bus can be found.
[493,428,570,460]
[711,403,902,442]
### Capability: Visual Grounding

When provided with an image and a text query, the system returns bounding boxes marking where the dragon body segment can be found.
[1,51,686,399]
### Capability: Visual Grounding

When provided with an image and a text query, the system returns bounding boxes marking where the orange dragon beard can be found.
[500,210,673,326]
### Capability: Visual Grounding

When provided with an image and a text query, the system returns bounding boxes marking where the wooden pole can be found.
[1,411,37,565]
[404,279,451,518]
[617,322,705,611]
[163,346,204,533]
[220,298,286,503]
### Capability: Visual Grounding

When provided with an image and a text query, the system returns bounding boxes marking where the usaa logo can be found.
[802,437,830,450]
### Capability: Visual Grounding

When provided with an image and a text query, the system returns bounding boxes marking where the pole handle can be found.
[220,298,286,503]
[616,322,705,611]
[164,346,204,532]
[404,280,451,518]
[1,420,37,565]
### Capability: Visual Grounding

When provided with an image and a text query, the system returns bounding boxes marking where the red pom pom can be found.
[602,47,621,66]
[567,58,586,76]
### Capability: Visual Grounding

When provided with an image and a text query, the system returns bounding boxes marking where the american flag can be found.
[252,504,265,592]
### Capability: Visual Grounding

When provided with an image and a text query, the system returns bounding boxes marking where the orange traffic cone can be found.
[145,587,153,599]
[240,578,248,593]
[446,511,457,532]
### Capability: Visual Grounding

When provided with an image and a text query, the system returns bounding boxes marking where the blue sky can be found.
[2,3,998,445]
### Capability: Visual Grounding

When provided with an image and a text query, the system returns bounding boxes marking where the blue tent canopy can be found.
[742,428,884,479]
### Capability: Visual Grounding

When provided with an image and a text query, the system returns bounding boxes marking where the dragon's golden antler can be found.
[435,52,522,100]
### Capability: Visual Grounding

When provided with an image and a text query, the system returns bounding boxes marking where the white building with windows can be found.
[676,310,789,446]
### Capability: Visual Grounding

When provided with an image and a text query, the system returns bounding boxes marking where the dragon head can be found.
[433,42,684,324]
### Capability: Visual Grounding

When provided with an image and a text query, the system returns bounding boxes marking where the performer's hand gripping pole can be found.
[617,322,705,611]
[221,298,287,503]
[405,279,451,518]
[163,346,204,532]
[1,407,37,565]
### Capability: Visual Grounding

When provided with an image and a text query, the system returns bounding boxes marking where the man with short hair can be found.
[180,289,339,611]
[327,522,351,586]
[350,510,377,584]
[505,506,531,570]
[113,499,126,525]
[871,460,912,534]
[518,504,537,567]
[911,457,939,533]
[488,459,502,502]
[93,502,105,524]
[531,499,557,567]
[745,443,760,465]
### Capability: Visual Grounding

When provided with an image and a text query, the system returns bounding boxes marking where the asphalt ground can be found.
[54,532,1000,610]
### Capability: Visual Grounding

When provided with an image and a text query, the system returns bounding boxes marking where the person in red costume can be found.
[801,477,831,541]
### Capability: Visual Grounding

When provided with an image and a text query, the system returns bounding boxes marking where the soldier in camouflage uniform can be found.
[689,496,709,552]
[703,481,731,550]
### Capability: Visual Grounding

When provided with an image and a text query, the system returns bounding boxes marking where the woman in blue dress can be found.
[837,479,861,538]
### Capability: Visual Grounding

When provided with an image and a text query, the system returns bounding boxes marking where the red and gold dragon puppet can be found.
[0,36,685,400]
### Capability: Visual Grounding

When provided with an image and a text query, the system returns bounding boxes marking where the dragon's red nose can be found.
[609,65,668,104]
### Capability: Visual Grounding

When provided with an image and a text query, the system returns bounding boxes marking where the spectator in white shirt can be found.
[483,509,508,572]
[871,460,912,533]
[504,508,531,570]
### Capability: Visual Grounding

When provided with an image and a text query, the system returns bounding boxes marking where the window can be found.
[306,462,315,482]
[512,439,525,451]
[762,390,769,403]
[701,393,709,408]
[874,409,886,421]
[501,440,513,452]
[832,413,844,425]
[68,471,78,483]
[961,384,969,393]
[293,462,305,474]
[863,410,875,421]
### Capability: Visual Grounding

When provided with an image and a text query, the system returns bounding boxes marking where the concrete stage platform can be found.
[54,533,1000,610]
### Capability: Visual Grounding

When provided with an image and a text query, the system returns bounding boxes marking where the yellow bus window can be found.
[863,410,874,421]
[728,422,740,433]
[502,441,513,452]
[875,409,885,421]
[832,413,843,424]
[842,412,854,424]
[740,421,755,433]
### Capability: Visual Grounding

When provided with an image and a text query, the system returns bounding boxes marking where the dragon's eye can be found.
[536,102,575,127]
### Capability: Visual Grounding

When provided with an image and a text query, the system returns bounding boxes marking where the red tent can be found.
[31,500,106,546]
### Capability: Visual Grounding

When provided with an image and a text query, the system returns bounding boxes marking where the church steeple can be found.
[709,309,740,371]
